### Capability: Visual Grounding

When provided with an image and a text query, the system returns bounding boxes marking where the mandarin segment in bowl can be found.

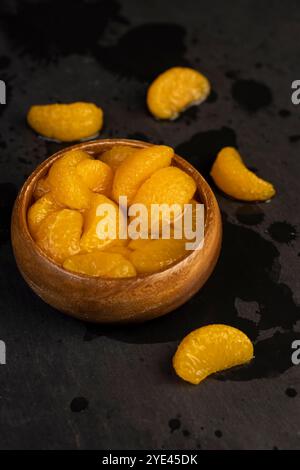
[52,149,91,168]
[27,102,103,142]
[129,238,187,274]
[100,145,138,172]
[147,67,211,120]
[130,166,196,226]
[35,209,83,264]
[27,193,62,237]
[210,147,276,201]
[27,144,200,280]
[80,194,122,253]
[173,324,254,384]
[128,238,153,250]
[47,149,92,209]
[112,145,174,204]
[63,251,136,278]
[76,158,113,194]
[174,198,200,243]
[33,177,50,200]
[103,245,133,258]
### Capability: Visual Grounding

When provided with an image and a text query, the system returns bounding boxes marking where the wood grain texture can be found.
[11,139,222,323]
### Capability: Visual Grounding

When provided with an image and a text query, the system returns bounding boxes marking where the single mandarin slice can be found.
[100,145,138,172]
[56,149,91,168]
[27,102,103,142]
[113,237,130,247]
[173,199,201,243]
[173,324,254,385]
[147,67,210,120]
[63,252,136,278]
[36,209,83,264]
[129,238,187,274]
[168,198,197,226]
[128,238,152,250]
[28,193,62,238]
[130,167,196,228]
[103,245,133,258]
[210,147,275,201]
[47,150,92,209]
[76,158,113,194]
[80,194,121,253]
[112,145,174,204]
[33,178,50,200]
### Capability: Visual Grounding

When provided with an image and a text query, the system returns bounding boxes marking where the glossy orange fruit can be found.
[36,209,83,264]
[27,102,103,142]
[28,193,62,238]
[33,178,50,200]
[112,145,173,204]
[129,238,187,274]
[147,67,210,120]
[80,194,121,253]
[63,251,136,278]
[210,147,275,201]
[173,324,254,384]
[100,145,138,172]
[47,150,92,209]
[130,166,196,229]
[76,158,113,194]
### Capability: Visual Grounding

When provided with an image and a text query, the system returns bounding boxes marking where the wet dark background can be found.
[0,0,300,450]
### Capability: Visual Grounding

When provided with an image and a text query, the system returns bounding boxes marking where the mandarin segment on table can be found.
[27,102,103,142]
[147,67,211,120]
[173,324,254,385]
[210,147,275,201]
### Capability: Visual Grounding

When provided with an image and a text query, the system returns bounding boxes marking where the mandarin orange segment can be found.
[33,177,50,200]
[36,209,83,264]
[176,198,198,230]
[80,194,121,253]
[113,237,130,247]
[172,199,201,243]
[129,238,187,274]
[63,251,136,278]
[76,158,113,194]
[47,150,92,209]
[112,145,174,204]
[28,193,62,238]
[130,167,196,228]
[56,149,91,168]
[173,324,254,385]
[128,238,152,250]
[103,245,133,258]
[27,102,103,142]
[210,147,275,201]
[147,67,210,120]
[100,145,138,172]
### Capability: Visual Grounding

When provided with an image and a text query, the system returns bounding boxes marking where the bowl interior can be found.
[19,139,215,281]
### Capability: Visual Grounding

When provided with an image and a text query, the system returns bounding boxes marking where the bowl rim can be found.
[14,138,220,282]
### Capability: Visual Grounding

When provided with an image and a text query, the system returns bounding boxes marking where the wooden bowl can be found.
[11,139,222,323]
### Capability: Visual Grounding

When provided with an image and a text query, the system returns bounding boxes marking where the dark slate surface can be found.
[0,0,299,450]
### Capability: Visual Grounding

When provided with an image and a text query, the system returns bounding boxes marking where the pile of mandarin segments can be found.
[28,145,197,277]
